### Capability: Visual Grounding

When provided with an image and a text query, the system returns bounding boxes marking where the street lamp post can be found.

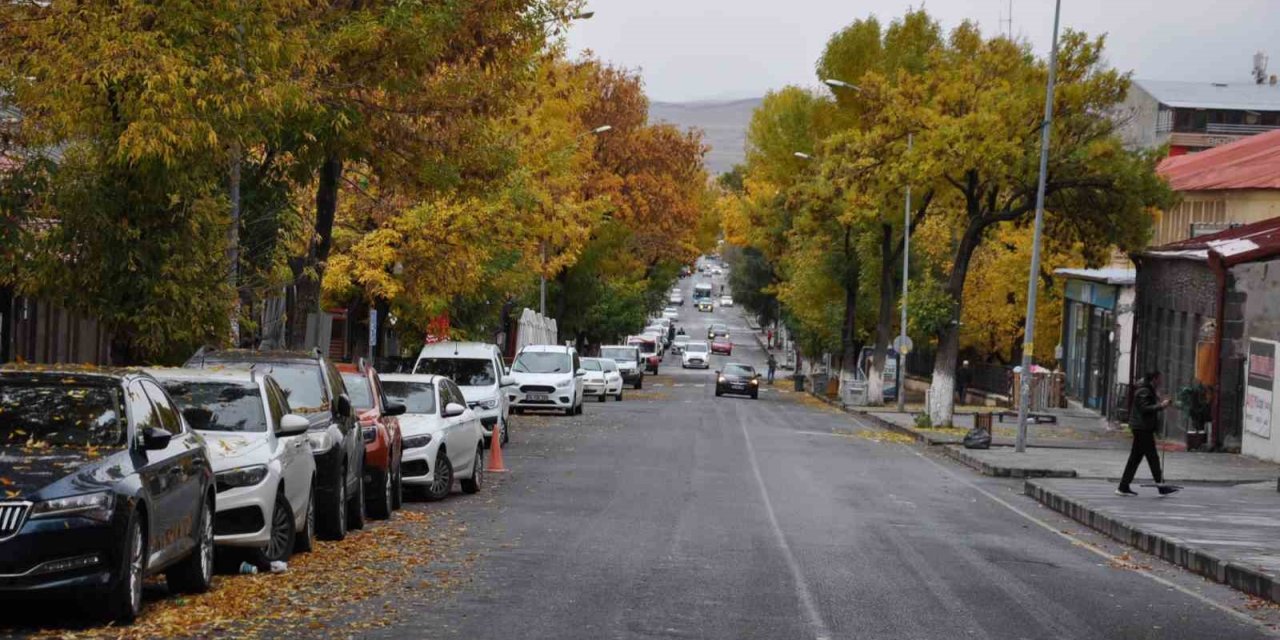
[539,124,612,318]
[1015,0,1063,453]
[897,133,912,412]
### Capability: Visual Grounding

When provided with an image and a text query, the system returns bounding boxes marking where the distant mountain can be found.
[649,98,762,178]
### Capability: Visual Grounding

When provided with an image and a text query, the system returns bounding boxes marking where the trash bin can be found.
[793,374,805,392]
[844,380,869,406]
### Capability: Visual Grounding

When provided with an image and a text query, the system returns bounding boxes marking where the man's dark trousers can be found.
[1120,429,1163,488]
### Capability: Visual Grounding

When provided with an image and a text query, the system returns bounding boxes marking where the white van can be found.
[507,345,585,416]
[414,341,514,446]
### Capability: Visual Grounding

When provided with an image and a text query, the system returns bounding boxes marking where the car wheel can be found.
[576,400,584,415]
[635,378,643,390]
[368,467,392,520]
[391,459,404,511]
[319,466,348,541]
[751,391,759,399]
[460,445,484,495]
[501,418,510,446]
[295,482,317,553]
[166,497,214,594]
[105,509,146,624]
[347,461,366,531]
[715,388,723,397]
[425,451,453,501]
[598,393,606,403]
[254,494,296,565]
[616,389,624,401]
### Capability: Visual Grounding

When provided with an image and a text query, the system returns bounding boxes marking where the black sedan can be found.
[714,363,760,399]
[0,367,216,623]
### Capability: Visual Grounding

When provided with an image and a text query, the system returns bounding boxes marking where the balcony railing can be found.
[1205,122,1280,135]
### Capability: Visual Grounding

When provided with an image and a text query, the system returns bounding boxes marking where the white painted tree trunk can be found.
[928,323,960,426]
[867,359,885,405]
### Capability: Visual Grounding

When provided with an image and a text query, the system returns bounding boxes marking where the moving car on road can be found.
[153,368,317,566]
[707,323,729,340]
[719,295,734,307]
[682,341,711,369]
[715,363,760,399]
[697,300,713,312]
[379,374,485,501]
[669,292,684,306]
[710,336,733,356]
[581,358,624,402]
[0,367,216,623]
[413,342,514,447]
[601,345,645,389]
[662,307,680,321]
[186,349,365,541]
[508,345,585,416]
[338,363,406,520]
[671,333,691,355]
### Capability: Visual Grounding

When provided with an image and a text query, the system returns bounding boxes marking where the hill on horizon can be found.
[648,97,761,177]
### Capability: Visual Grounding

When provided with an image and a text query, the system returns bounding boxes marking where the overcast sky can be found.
[566,0,1278,102]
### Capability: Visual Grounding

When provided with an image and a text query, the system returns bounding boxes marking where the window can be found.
[512,351,572,374]
[266,365,328,412]
[445,381,467,408]
[265,379,288,424]
[341,373,374,410]
[127,382,160,432]
[414,358,497,387]
[142,381,183,434]
[381,380,436,415]
[0,381,125,450]
[162,380,268,433]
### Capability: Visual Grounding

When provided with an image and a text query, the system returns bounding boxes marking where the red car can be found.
[338,361,405,520]
[710,336,733,356]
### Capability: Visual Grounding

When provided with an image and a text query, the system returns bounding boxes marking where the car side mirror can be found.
[501,376,516,387]
[443,402,467,418]
[383,402,406,417]
[278,413,310,437]
[141,427,173,450]
[334,394,352,419]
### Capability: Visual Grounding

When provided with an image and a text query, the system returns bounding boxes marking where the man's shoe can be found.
[1115,487,1139,497]
[1157,485,1182,497]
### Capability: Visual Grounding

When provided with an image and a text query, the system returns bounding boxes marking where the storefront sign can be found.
[1245,338,1276,438]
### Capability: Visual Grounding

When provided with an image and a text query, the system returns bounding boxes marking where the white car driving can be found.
[380,374,484,501]
[682,341,711,369]
[671,333,691,355]
[582,357,624,402]
[413,341,515,446]
[507,345,586,416]
[719,295,734,307]
[151,368,317,565]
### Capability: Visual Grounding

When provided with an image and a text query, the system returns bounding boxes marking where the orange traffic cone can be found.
[488,419,509,473]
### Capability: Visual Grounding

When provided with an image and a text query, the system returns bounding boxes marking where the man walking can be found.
[766,352,777,384]
[1118,370,1181,497]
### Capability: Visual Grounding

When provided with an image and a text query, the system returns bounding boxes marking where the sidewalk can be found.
[863,408,1128,450]
[1028,478,1280,603]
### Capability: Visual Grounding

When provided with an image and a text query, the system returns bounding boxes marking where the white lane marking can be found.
[739,419,833,640]
[835,412,1273,633]
[694,384,706,388]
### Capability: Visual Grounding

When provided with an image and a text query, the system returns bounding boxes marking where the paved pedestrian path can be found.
[1028,478,1280,604]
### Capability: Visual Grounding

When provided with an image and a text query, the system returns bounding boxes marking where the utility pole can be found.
[897,134,912,412]
[539,240,547,317]
[1015,0,1062,453]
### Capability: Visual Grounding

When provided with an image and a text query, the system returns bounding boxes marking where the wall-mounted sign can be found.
[1245,338,1276,438]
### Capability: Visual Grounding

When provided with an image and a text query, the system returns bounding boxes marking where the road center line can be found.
[738,416,833,640]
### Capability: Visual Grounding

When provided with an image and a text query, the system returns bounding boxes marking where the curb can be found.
[944,448,1077,478]
[1025,480,1280,604]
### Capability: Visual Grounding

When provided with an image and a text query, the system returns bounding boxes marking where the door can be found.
[442,381,473,472]
[267,379,311,523]
[141,380,206,562]
[325,362,360,497]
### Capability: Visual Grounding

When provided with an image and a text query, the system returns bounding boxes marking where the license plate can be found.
[527,393,549,401]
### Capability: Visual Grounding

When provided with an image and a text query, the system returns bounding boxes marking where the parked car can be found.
[413,341,514,447]
[337,363,405,520]
[682,341,711,369]
[697,300,713,312]
[186,348,365,541]
[707,323,729,340]
[601,345,644,389]
[0,366,215,623]
[720,295,734,307]
[671,333,691,355]
[711,336,733,356]
[662,307,680,321]
[644,324,670,349]
[669,292,684,306]
[507,345,585,416]
[627,336,661,374]
[715,363,760,399]
[152,368,317,565]
[581,358,624,402]
[379,374,484,501]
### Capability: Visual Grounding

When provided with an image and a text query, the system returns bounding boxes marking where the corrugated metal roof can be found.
[1136,79,1280,111]
[1143,215,1280,265]
[1156,128,1280,191]
[1053,267,1135,286]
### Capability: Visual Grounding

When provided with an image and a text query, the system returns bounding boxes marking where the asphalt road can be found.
[369,273,1277,640]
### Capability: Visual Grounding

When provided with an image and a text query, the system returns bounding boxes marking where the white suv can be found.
[413,341,515,446]
[508,345,585,416]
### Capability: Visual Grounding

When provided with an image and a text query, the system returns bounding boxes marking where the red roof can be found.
[1147,215,1280,268]
[1157,128,1280,191]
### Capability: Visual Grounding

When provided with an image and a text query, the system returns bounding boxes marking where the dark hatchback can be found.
[0,367,216,623]
[714,363,760,399]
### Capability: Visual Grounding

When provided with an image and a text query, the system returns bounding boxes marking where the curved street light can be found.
[822,78,862,92]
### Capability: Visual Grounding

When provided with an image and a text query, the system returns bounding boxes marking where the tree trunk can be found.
[928,219,986,426]
[868,224,895,406]
[839,226,860,374]
[286,154,343,349]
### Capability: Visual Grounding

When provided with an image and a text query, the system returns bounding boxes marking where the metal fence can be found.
[906,348,1012,396]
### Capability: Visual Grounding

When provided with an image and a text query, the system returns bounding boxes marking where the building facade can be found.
[1056,269,1135,420]
[1116,77,1280,155]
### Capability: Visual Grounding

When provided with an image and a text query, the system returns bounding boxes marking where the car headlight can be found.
[216,465,269,492]
[718,376,726,383]
[30,491,114,523]
[477,399,499,410]
[403,434,433,449]
[555,379,572,388]
[751,379,759,385]
[307,430,335,454]
[363,426,378,443]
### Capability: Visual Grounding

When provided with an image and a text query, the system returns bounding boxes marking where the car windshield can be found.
[266,365,327,412]
[600,347,636,361]
[164,381,267,433]
[686,343,708,353]
[512,352,572,374]
[582,359,603,371]
[630,341,656,355]
[0,382,125,450]
[724,364,756,377]
[381,380,437,415]
[414,358,496,387]
[601,360,618,372]
[340,374,374,410]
